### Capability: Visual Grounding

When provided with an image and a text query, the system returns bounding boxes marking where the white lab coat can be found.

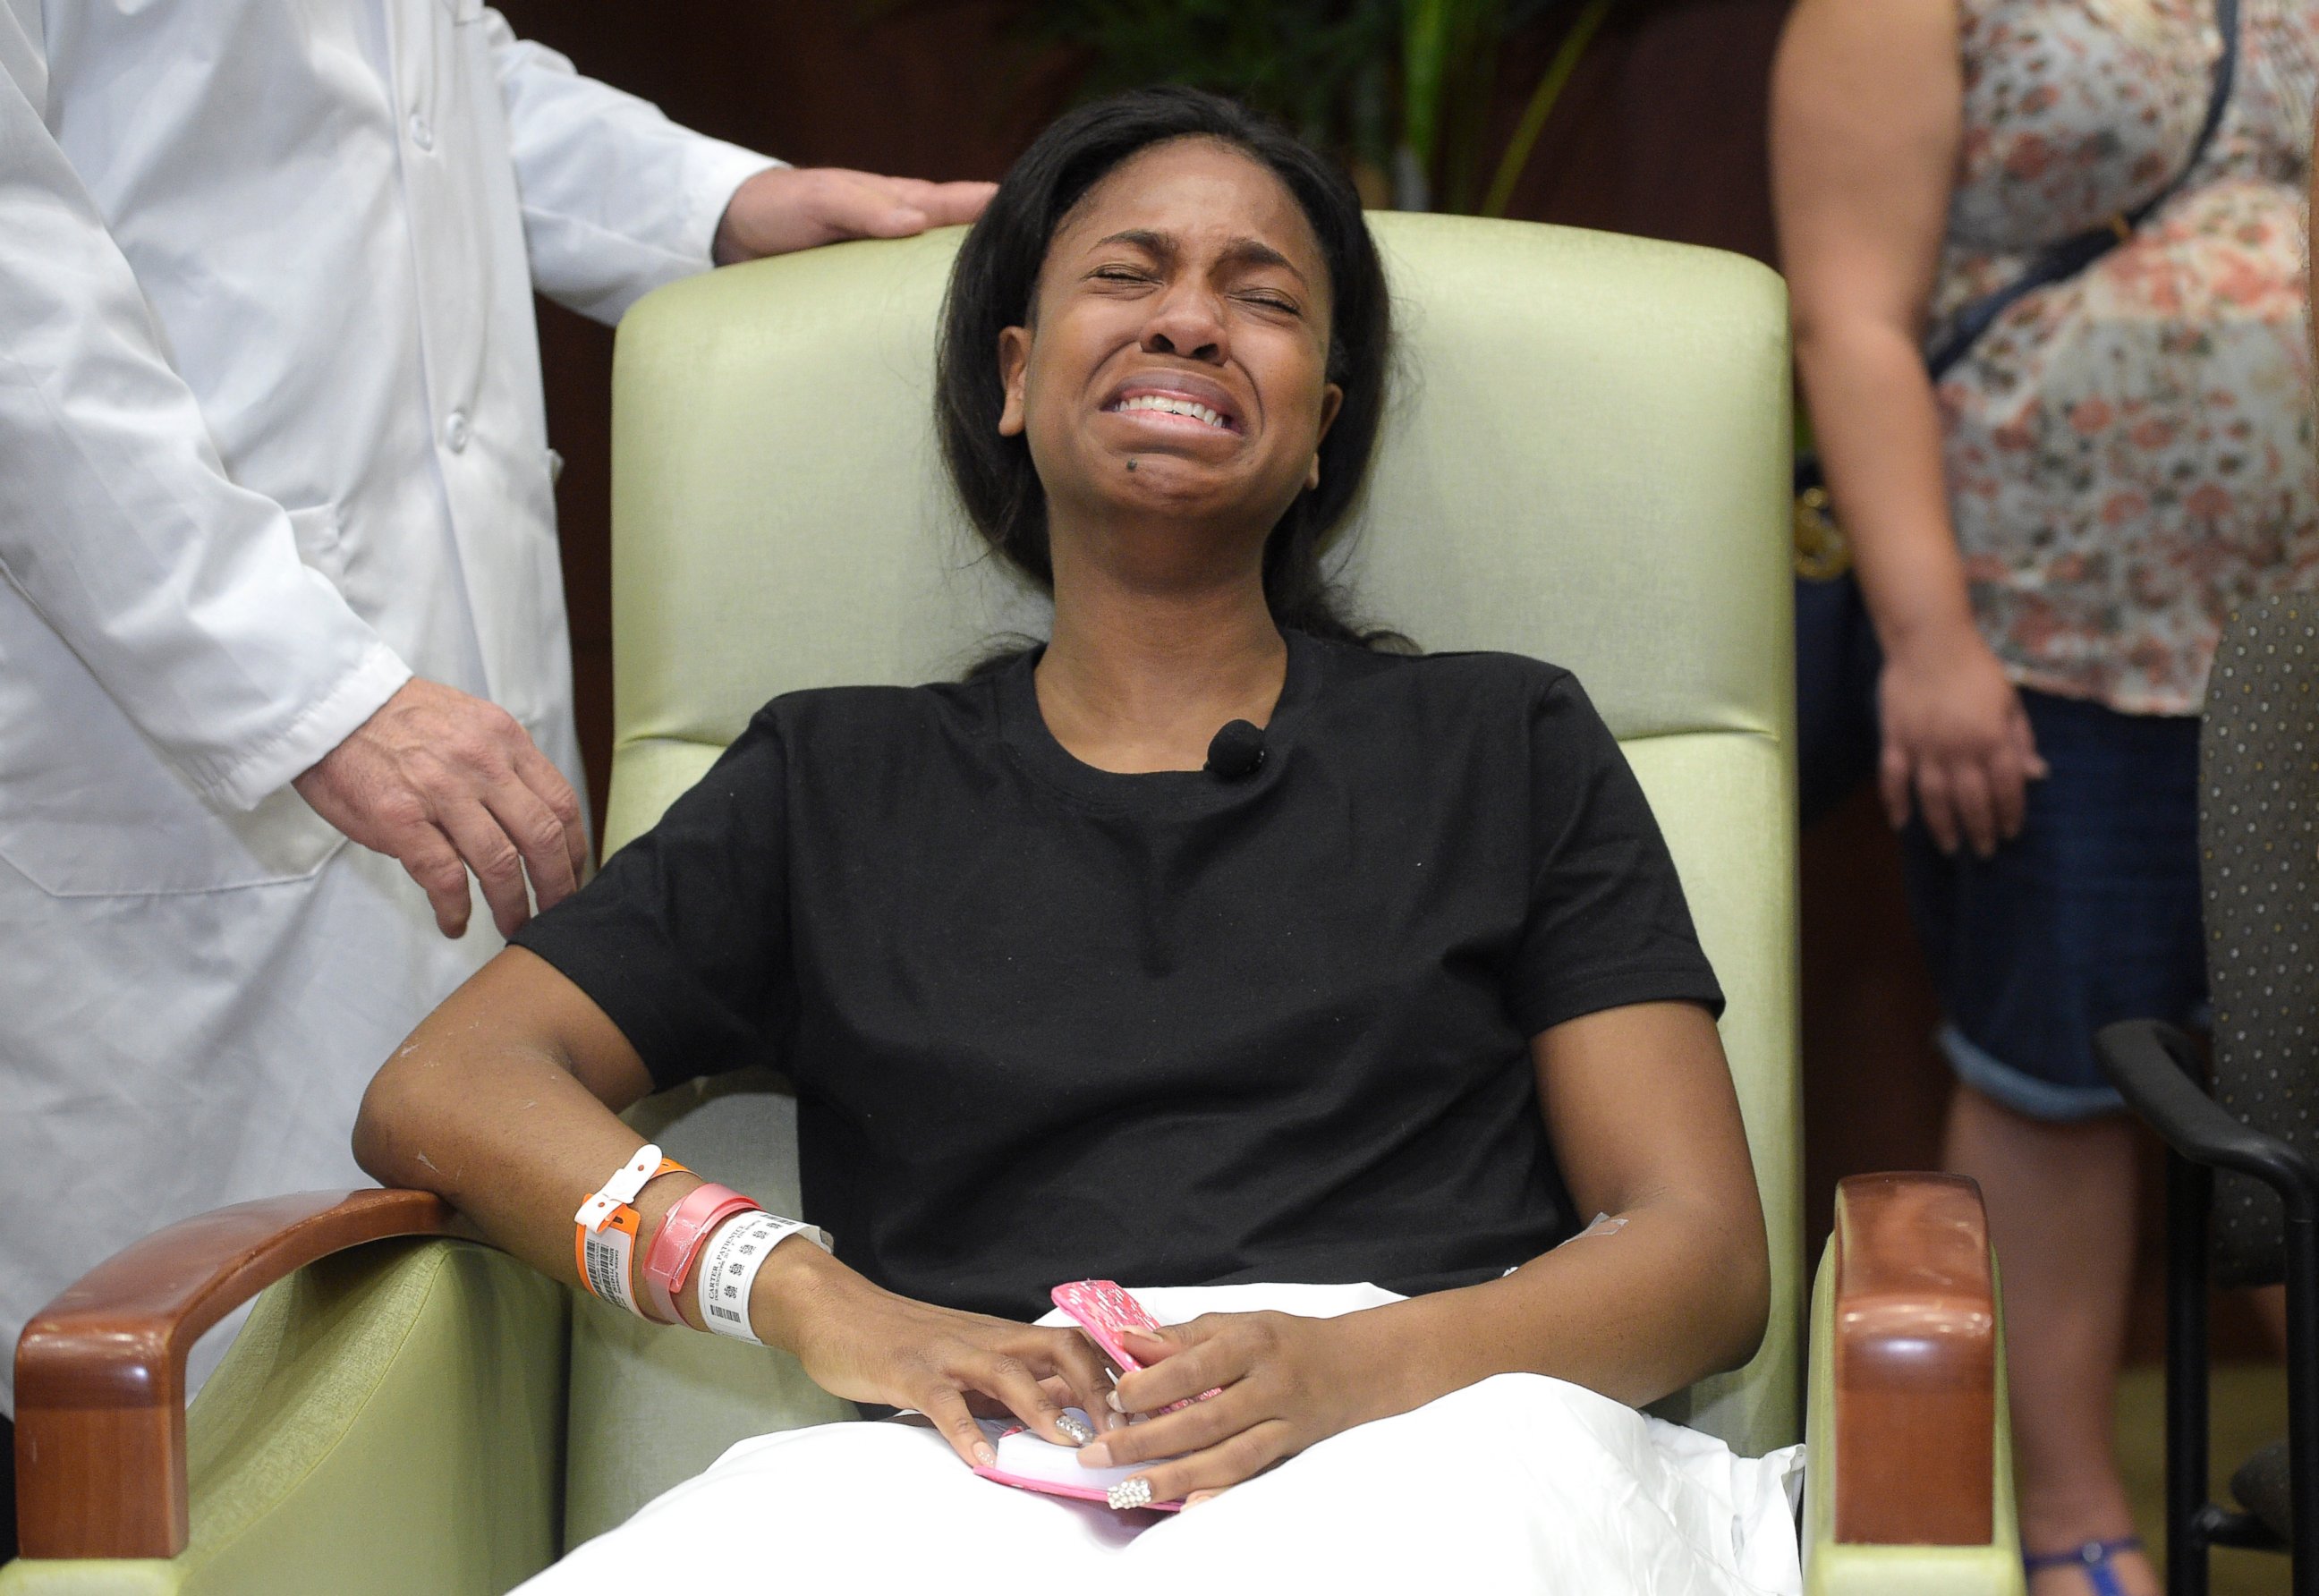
[0,0,774,1412]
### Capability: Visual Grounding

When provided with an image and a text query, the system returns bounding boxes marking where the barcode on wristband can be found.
[698,1211,809,1343]
[581,1206,642,1316]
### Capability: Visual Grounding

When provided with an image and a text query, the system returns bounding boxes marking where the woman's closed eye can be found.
[1086,266,1299,318]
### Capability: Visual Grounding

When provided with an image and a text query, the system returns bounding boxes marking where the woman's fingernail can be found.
[1101,1409,1125,1431]
[1105,1388,1126,1413]
[1185,1490,1217,1509]
[1078,1440,1113,1468]
[973,1441,997,1466]
[1107,1477,1153,1510]
[1056,1413,1094,1446]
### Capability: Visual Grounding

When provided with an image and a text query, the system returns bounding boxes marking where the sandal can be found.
[2023,1536,2145,1596]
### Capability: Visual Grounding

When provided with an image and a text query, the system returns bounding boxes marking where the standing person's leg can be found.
[2253,1284,2289,1348]
[1946,1090,2150,1595]
[1901,691,2204,1596]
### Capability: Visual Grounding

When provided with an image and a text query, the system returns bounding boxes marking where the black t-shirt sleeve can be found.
[512,712,793,1090]
[1506,669,1725,1038]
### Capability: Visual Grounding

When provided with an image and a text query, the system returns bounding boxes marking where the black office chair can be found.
[2098,593,2319,1596]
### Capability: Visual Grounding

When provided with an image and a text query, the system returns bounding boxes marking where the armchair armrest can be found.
[13,1187,453,1559]
[1827,1171,1997,1543]
[1805,1172,2022,1595]
[2095,1020,2319,1215]
[2094,1019,2319,1585]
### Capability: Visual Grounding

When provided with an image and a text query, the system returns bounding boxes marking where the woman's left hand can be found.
[1074,1310,1381,1503]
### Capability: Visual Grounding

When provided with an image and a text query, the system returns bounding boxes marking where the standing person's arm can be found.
[482,14,993,325]
[0,9,582,938]
[1771,0,2044,857]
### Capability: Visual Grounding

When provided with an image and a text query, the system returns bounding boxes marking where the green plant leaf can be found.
[1003,0,1599,216]
[1480,0,1614,217]
[1025,1,1401,163]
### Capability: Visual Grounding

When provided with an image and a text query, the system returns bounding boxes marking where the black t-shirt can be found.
[514,631,1722,1320]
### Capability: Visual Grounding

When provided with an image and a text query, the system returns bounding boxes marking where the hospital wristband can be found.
[696,1210,833,1344]
[572,1144,689,1320]
[640,1181,760,1326]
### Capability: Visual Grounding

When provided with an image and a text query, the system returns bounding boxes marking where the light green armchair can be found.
[5,216,2019,1595]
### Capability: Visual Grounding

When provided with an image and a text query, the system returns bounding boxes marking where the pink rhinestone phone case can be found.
[967,1283,1212,1513]
[1050,1279,1165,1372]
[1050,1279,1222,1410]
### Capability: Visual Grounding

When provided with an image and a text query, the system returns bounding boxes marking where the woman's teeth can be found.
[1114,395,1228,429]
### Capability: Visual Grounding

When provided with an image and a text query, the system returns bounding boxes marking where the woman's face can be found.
[998,138,1344,553]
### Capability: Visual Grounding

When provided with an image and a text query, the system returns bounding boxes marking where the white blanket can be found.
[523,1283,1805,1596]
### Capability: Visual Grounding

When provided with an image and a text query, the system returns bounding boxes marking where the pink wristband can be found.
[641,1183,760,1326]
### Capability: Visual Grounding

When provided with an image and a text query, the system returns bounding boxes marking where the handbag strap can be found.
[1923,0,2239,379]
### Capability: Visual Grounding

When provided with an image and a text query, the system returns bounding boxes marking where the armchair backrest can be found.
[2199,594,2319,1286]
[567,216,1798,1547]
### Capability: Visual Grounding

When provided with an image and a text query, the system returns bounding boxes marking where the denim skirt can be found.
[1900,688,2207,1121]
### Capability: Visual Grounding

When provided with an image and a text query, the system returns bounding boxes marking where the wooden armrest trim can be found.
[13,1186,454,1559]
[1830,1171,1998,1547]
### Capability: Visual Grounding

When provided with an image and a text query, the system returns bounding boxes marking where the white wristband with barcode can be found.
[696,1210,831,1343]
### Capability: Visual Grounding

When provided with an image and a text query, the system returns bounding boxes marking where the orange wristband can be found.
[573,1145,688,1319]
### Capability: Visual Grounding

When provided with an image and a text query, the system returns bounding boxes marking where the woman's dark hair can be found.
[937,87,1392,647]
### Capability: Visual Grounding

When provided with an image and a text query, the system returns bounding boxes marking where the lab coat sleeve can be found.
[0,19,412,813]
[486,13,781,325]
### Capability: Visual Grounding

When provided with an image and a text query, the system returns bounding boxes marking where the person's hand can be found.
[769,1250,1119,1466]
[1877,624,2047,857]
[712,166,996,264]
[1070,1311,1376,1506]
[292,677,586,938]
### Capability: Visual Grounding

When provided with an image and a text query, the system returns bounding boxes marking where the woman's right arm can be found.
[352,946,1114,1462]
[1771,0,2044,856]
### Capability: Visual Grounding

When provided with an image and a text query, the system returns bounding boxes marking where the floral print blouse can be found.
[1935,0,2319,713]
